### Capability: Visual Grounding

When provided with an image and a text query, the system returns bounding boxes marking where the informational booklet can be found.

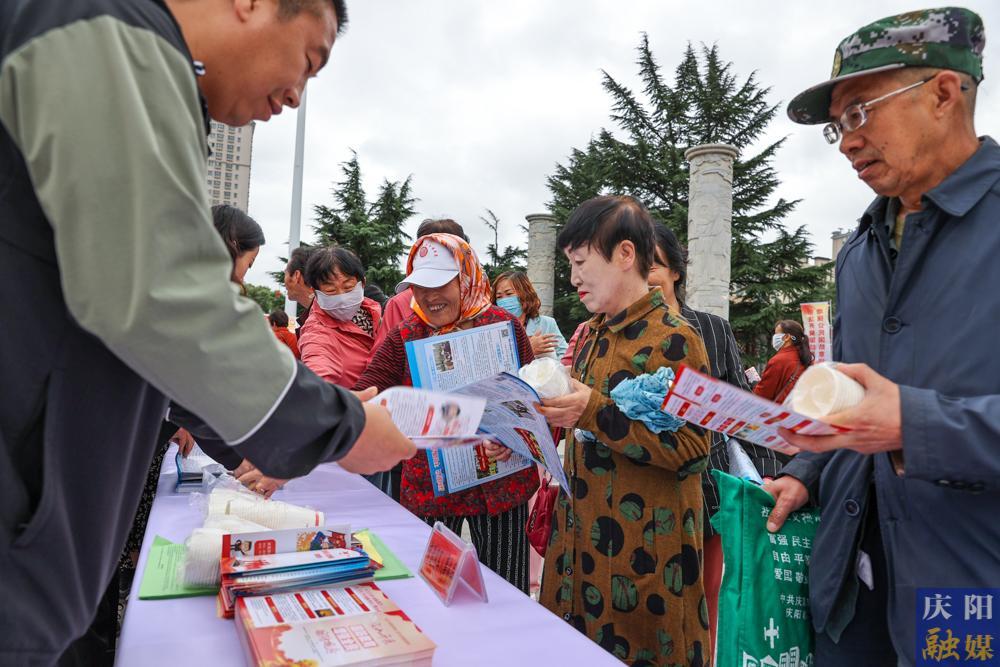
[219,547,374,618]
[373,387,487,449]
[404,322,534,495]
[662,365,849,455]
[235,582,436,666]
[405,321,521,392]
[450,373,569,493]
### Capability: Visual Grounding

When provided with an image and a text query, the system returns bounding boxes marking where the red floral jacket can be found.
[355,306,539,517]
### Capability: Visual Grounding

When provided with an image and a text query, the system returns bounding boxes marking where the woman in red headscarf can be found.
[355,233,538,592]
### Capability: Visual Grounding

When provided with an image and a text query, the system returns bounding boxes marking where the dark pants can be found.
[816,502,897,666]
[423,503,530,594]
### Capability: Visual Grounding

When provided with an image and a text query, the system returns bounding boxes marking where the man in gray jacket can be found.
[766,7,998,665]
[0,1,414,663]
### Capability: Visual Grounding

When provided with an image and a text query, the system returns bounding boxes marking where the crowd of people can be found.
[2,2,997,666]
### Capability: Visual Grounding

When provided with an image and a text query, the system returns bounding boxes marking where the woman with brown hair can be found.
[492,271,568,359]
[753,319,813,403]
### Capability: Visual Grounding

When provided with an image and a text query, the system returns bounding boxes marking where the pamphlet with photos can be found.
[662,365,849,454]
[404,321,534,494]
[235,582,436,666]
[372,386,487,449]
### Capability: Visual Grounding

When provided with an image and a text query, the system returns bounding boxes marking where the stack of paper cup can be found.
[182,515,269,586]
[790,363,865,418]
[518,357,572,398]
[225,496,323,529]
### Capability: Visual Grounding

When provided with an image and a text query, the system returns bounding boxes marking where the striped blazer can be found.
[680,305,790,535]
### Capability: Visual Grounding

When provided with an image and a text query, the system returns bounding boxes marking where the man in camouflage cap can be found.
[765,7,1000,665]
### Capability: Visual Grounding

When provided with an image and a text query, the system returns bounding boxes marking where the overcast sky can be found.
[243,1,1000,289]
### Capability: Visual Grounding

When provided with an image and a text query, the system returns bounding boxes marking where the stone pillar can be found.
[684,143,738,319]
[525,213,558,316]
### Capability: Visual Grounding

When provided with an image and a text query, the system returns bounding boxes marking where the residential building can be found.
[205,120,254,211]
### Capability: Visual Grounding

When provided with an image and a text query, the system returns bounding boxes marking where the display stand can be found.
[418,521,488,605]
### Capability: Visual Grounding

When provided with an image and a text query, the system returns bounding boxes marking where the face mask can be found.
[315,283,364,321]
[496,296,523,318]
[771,333,786,351]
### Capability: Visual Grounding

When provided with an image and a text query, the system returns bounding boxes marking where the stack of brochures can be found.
[234,581,435,666]
[218,547,375,619]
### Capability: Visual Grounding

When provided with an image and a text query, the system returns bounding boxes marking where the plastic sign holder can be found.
[418,521,488,606]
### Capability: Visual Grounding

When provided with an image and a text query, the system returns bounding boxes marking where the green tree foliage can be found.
[546,37,834,364]
[244,283,285,314]
[311,152,417,292]
[479,208,527,280]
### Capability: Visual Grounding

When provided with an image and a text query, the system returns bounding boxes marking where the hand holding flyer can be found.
[371,386,487,449]
[662,365,849,454]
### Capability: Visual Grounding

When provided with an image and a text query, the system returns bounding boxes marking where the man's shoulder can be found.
[3,0,183,59]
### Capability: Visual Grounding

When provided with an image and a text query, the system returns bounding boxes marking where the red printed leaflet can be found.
[662,365,849,455]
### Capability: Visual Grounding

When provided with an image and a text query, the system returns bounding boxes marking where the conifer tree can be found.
[547,37,833,364]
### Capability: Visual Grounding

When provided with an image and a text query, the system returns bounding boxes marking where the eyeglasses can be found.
[822,78,931,144]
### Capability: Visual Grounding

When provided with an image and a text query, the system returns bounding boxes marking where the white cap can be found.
[395,239,460,294]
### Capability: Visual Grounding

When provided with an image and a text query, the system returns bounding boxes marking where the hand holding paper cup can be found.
[789,363,866,419]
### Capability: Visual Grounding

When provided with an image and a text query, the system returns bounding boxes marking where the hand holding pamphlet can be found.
[662,365,850,454]
[371,387,487,449]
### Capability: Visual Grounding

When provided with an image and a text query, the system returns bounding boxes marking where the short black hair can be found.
[269,308,290,328]
[416,218,469,242]
[278,0,349,34]
[652,223,687,303]
[556,195,655,278]
[286,245,316,276]
[304,245,365,289]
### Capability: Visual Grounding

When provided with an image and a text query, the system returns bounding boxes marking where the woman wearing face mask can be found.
[356,233,538,592]
[536,196,712,664]
[492,271,568,359]
[298,245,382,387]
[753,319,813,403]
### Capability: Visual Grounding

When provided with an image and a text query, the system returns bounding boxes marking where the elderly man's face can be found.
[829,71,936,198]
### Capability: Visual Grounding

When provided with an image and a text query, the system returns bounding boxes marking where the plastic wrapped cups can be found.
[518,358,572,399]
[789,363,865,418]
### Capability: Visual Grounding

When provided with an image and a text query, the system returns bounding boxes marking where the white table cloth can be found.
[116,448,620,666]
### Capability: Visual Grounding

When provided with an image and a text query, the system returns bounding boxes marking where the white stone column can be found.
[684,144,738,319]
[525,213,558,316]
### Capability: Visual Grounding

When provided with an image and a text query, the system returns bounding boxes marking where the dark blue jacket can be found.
[782,137,1000,665]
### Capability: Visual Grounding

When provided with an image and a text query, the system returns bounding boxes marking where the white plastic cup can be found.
[790,363,865,418]
[518,357,572,398]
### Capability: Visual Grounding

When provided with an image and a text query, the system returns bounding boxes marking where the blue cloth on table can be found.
[608,366,686,433]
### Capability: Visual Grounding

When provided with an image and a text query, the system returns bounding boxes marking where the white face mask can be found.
[315,283,364,321]
[771,333,786,351]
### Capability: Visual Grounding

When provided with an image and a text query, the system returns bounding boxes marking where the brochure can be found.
[219,548,374,619]
[235,582,436,666]
[373,387,487,450]
[404,322,533,495]
[662,365,850,455]
[450,372,569,493]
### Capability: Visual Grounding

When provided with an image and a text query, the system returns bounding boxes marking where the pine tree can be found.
[311,152,417,291]
[546,37,833,364]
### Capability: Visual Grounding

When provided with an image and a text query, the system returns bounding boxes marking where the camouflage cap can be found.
[787,7,985,124]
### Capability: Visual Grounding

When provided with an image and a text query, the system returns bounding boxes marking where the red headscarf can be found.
[406,233,491,333]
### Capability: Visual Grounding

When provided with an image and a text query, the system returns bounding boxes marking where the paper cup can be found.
[790,364,865,418]
[518,357,572,398]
